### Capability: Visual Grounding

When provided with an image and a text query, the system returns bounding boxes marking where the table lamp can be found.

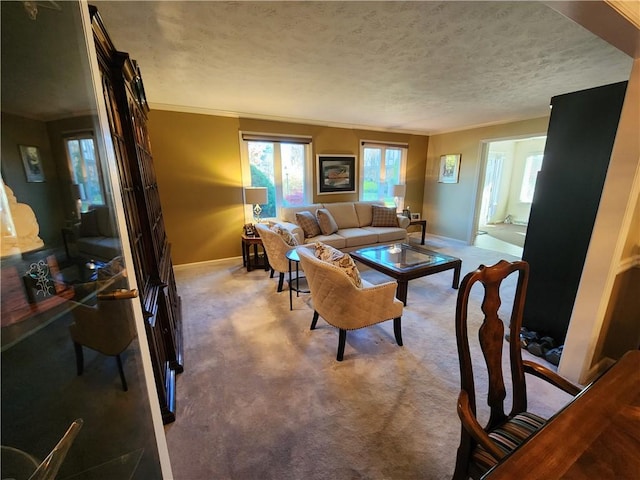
[70,183,84,219]
[244,187,268,223]
[392,184,406,211]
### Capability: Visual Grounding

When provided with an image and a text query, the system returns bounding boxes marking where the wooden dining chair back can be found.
[453,260,579,479]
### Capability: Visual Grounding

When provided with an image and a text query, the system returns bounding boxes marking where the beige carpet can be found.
[165,235,574,480]
[478,223,528,248]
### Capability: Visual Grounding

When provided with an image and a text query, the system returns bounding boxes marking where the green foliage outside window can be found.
[250,164,276,218]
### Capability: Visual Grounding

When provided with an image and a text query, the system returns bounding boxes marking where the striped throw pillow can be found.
[471,412,546,474]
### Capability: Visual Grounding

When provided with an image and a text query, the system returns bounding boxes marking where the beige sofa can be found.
[277,201,409,250]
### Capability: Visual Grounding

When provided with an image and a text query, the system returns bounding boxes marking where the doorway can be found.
[473,136,547,257]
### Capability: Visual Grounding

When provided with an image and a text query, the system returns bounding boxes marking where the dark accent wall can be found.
[1,112,65,247]
[522,81,628,343]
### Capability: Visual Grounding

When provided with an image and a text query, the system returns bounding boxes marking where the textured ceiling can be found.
[3,1,635,134]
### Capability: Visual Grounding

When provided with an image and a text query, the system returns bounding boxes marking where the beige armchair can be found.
[297,247,404,361]
[68,290,137,391]
[255,223,296,292]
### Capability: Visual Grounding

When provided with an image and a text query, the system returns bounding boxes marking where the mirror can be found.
[1,1,164,477]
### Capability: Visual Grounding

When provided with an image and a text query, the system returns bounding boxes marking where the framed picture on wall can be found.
[317,154,356,194]
[19,145,45,182]
[438,154,461,184]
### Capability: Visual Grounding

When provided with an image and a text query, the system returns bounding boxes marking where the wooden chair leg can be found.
[337,329,347,361]
[270,268,275,278]
[277,272,285,292]
[394,317,403,346]
[73,342,84,376]
[116,354,128,392]
[310,311,319,330]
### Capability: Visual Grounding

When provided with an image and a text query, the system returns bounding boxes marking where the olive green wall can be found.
[1,112,66,247]
[423,116,550,242]
[148,110,428,265]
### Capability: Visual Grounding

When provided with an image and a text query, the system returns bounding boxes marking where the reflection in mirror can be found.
[1,1,163,478]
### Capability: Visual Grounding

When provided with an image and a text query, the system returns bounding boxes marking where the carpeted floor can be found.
[165,235,574,480]
[478,223,528,248]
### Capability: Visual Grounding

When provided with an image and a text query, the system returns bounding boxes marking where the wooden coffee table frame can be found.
[350,243,461,305]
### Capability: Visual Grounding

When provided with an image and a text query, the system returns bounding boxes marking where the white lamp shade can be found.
[392,184,406,197]
[244,187,268,205]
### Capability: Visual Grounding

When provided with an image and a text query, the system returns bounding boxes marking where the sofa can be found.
[276,201,409,250]
[68,206,121,262]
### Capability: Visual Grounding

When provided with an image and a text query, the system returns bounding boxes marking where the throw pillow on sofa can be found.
[314,242,362,288]
[316,208,339,235]
[270,223,298,246]
[296,211,322,238]
[79,210,101,237]
[371,205,399,227]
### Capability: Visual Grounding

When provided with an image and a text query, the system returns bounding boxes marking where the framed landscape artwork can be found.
[19,145,45,182]
[317,154,356,194]
[438,154,461,184]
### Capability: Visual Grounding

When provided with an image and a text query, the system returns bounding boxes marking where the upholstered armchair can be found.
[68,290,137,391]
[255,223,297,292]
[297,246,404,361]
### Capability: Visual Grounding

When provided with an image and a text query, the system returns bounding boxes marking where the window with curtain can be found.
[240,133,312,219]
[520,153,544,203]
[359,141,407,207]
[65,134,104,211]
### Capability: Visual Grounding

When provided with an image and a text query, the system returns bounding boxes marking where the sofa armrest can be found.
[397,215,410,229]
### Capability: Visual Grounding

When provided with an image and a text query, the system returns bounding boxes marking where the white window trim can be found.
[239,131,313,222]
[358,140,408,206]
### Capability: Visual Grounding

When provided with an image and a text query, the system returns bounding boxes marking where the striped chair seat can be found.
[471,412,546,474]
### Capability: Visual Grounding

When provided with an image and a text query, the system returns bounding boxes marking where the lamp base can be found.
[253,204,263,224]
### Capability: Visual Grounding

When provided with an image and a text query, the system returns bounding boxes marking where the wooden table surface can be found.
[484,349,640,479]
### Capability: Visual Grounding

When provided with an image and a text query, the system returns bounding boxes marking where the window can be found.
[241,133,312,219]
[65,134,104,211]
[520,153,544,203]
[359,141,407,208]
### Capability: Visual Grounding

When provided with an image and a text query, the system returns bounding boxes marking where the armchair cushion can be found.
[371,205,399,227]
[296,211,322,238]
[314,242,362,287]
[316,208,339,235]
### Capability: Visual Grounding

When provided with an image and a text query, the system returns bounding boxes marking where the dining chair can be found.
[68,290,137,391]
[453,260,580,479]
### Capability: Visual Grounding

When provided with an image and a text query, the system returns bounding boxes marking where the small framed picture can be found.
[19,145,45,182]
[243,223,256,237]
[410,213,421,220]
[438,154,461,184]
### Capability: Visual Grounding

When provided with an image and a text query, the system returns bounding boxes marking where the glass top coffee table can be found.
[350,243,461,305]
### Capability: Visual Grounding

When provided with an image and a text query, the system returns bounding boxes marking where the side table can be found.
[285,248,309,310]
[241,234,270,272]
[409,219,427,245]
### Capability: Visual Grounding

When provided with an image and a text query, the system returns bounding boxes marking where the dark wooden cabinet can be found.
[521,81,627,344]
[90,6,183,423]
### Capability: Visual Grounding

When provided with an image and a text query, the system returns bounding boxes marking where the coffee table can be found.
[350,243,461,305]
